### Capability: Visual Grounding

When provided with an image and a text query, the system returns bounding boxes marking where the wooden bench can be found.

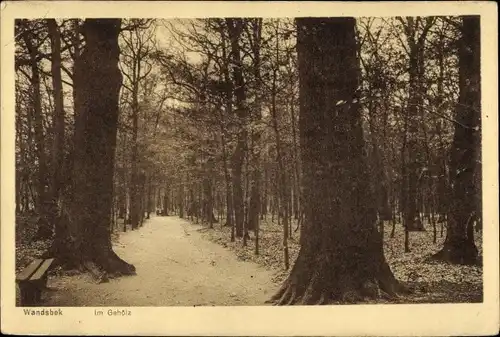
[16,258,55,306]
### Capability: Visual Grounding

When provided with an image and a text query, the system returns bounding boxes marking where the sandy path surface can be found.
[45,216,278,306]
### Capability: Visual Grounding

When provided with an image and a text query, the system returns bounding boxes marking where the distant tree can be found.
[19,20,49,218]
[396,16,436,232]
[119,19,156,230]
[46,19,65,204]
[271,17,407,305]
[226,18,248,239]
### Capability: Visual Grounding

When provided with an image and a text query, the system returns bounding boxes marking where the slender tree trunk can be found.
[24,34,47,211]
[270,22,289,269]
[117,168,127,219]
[139,172,146,225]
[260,161,268,220]
[400,17,434,232]
[405,49,423,232]
[163,186,169,216]
[248,18,263,240]
[203,158,216,226]
[178,181,185,218]
[129,81,140,229]
[217,19,235,233]
[226,18,247,238]
[145,174,152,219]
[47,19,65,204]
[221,133,234,230]
[366,94,391,242]
[23,29,52,240]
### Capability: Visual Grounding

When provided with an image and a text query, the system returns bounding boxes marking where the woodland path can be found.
[45,216,278,306]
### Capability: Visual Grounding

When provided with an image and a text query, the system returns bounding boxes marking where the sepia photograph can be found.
[1,1,498,336]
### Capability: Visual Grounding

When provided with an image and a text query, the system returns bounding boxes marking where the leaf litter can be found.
[201,216,483,303]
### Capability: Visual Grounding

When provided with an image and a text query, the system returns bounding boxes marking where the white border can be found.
[1,2,498,335]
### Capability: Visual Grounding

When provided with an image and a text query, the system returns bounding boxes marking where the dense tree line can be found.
[15,16,481,298]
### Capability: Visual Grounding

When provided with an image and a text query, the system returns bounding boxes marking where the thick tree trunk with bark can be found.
[432,16,480,265]
[271,18,407,305]
[49,19,135,280]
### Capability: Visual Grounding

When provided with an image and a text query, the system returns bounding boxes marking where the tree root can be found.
[269,258,408,305]
[430,243,479,265]
[271,279,407,305]
[77,248,136,283]
[94,249,136,278]
[83,260,108,283]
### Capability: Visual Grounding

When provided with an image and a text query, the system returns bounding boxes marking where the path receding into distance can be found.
[46,216,278,306]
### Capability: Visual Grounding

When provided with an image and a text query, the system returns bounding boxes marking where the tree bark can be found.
[129,76,140,229]
[47,19,66,204]
[247,18,263,236]
[271,18,407,305]
[405,47,423,231]
[399,17,434,232]
[49,19,135,280]
[432,16,480,265]
[226,18,247,238]
[178,182,185,218]
[203,158,217,226]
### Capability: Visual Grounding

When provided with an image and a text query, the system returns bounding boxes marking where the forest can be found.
[14,16,482,305]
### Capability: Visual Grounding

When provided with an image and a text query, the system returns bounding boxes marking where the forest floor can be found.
[15,213,482,306]
[202,215,483,304]
[17,215,277,306]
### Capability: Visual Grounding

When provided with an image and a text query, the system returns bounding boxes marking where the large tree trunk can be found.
[271,18,407,305]
[434,32,449,224]
[432,16,480,265]
[290,95,301,222]
[49,19,135,280]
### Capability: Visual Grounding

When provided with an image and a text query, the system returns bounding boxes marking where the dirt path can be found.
[45,216,278,306]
